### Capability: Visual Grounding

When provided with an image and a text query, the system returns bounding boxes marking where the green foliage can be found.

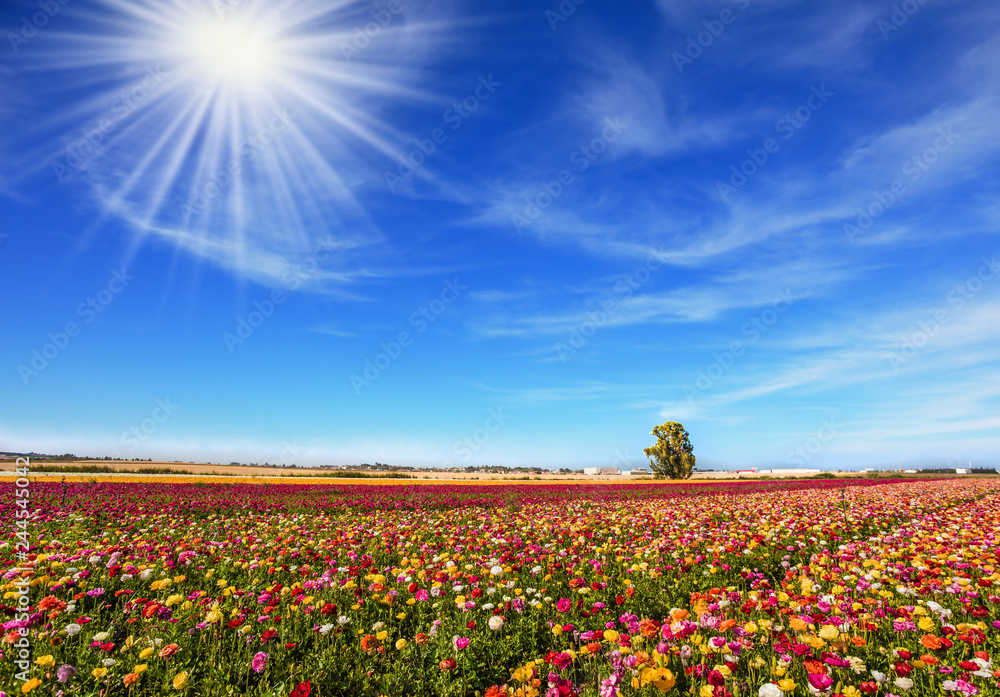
[643,421,696,479]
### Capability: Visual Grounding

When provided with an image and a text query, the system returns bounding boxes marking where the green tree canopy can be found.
[643,421,696,479]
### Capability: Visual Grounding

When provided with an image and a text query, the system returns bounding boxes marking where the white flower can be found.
[490,566,503,576]
[372,622,384,631]
[486,587,497,595]
[101,658,116,667]
[93,632,110,641]
[319,623,334,635]
[89,556,102,564]
[893,677,913,691]
[758,685,784,697]
[120,574,133,581]
[139,569,154,581]
[481,603,495,610]
[337,615,350,625]
[488,616,505,631]
[64,623,82,636]
[871,670,887,684]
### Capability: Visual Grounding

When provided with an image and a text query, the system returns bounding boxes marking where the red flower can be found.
[289,680,310,697]
[228,618,245,629]
[261,629,278,643]
[439,658,457,672]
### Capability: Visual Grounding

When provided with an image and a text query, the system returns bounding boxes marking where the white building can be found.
[755,468,821,476]
[623,468,649,476]
[583,467,621,475]
[955,468,970,474]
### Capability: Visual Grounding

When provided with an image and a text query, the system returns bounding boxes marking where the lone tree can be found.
[643,421,696,479]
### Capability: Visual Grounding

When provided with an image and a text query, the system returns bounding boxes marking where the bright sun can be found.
[187,18,280,88]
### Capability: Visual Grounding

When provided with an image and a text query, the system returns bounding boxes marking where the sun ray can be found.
[14,0,452,286]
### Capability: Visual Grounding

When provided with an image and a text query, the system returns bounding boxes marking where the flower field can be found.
[2,478,999,697]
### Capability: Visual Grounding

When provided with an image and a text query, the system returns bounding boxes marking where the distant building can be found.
[955,468,970,474]
[755,468,821,476]
[623,468,649,476]
[583,467,621,475]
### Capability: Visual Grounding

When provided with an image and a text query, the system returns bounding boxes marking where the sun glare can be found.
[187,19,279,88]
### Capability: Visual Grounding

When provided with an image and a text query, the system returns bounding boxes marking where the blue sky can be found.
[2,0,998,470]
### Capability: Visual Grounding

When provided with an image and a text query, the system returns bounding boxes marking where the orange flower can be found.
[159,643,181,659]
[415,633,429,646]
[803,659,827,675]
[439,658,457,671]
[485,686,509,697]
[920,654,939,665]
[123,673,140,686]
[718,619,738,632]
[360,635,377,652]
[38,596,66,612]
[639,619,659,638]
[586,642,601,654]
[921,634,943,650]
[851,636,867,647]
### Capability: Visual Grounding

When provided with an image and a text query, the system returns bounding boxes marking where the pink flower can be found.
[556,598,572,613]
[454,637,470,650]
[807,673,833,690]
[415,590,430,602]
[252,651,269,673]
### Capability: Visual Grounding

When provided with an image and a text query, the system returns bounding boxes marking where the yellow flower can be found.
[205,603,223,624]
[172,672,189,689]
[917,616,935,631]
[166,594,184,607]
[603,630,619,643]
[778,679,796,691]
[395,638,408,650]
[21,678,42,694]
[843,687,861,697]
[92,668,108,679]
[699,686,715,697]
[744,622,758,634]
[139,648,154,659]
[819,625,840,640]
[133,664,148,673]
[34,655,55,667]
[552,625,563,636]
[396,612,406,619]
[376,630,388,641]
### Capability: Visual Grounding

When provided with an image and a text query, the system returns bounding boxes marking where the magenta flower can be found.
[415,590,430,602]
[454,637,470,650]
[556,598,572,613]
[252,651,269,673]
